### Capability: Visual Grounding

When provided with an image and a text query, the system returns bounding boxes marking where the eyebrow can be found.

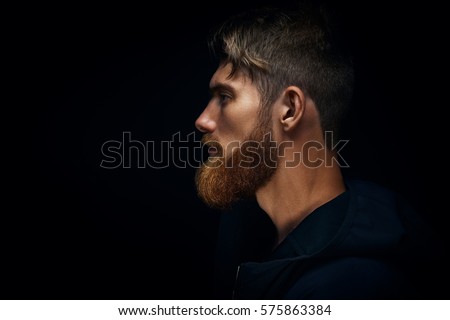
[209,83,237,95]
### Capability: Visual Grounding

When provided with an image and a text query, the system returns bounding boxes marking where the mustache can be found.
[201,133,217,144]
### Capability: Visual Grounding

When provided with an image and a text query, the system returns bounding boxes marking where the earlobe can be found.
[280,86,305,131]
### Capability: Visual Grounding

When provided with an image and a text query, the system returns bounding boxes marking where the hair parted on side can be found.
[209,2,354,146]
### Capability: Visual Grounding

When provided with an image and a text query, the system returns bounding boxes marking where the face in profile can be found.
[195,63,278,209]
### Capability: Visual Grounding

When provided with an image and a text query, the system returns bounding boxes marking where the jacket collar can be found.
[268,189,350,260]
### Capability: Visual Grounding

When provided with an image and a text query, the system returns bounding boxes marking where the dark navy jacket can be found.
[213,180,445,299]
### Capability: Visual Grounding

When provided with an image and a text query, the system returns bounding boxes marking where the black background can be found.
[6,0,448,298]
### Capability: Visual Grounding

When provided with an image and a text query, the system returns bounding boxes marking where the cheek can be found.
[219,101,260,143]
[219,117,252,156]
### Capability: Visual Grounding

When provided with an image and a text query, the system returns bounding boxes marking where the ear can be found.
[278,86,306,132]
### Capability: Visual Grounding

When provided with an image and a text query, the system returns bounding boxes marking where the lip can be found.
[208,146,218,156]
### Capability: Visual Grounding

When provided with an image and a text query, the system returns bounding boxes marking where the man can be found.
[195,3,441,299]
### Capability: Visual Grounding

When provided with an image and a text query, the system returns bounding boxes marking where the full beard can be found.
[195,123,277,210]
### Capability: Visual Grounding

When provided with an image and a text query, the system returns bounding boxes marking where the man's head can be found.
[195,3,354,209]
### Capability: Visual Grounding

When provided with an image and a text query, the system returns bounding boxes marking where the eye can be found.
[218,93,231,105]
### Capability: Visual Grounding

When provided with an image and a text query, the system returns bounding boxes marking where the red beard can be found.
[195,124,277,209]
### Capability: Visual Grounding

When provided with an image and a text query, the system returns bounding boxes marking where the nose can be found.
[195,105,217,133]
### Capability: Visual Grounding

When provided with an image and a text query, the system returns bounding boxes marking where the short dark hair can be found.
[209,3,354,146]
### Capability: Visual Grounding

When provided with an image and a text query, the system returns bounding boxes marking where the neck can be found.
[255,150,346,246]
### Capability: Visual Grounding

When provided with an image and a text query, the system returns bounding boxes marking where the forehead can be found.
[209,63,255,93]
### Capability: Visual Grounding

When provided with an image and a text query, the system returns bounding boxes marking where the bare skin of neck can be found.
[255,149,346,246]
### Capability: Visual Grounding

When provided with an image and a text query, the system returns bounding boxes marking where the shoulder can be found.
[346,179,405,207]
[283,256,417,299]
[343,179,426,247]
